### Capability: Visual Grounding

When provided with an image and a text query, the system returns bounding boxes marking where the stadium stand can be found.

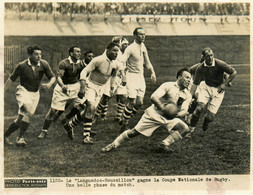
[5,2,250,17]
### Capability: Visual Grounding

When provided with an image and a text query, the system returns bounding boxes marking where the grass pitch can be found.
[4,64,250,177]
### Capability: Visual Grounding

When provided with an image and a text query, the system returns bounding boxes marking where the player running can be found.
[37,46,87,139]
[189,47,237,132]
[63,42,126,144]
[102,68,192,153]
[94,36,129,122]
[119,27,156,132]
[4,46,56,146]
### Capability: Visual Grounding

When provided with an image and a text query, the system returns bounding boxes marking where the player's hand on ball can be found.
[162,103,178,120]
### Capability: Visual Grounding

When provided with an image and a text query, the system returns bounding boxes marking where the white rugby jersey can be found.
[122,40,152,74]
[80,52,122,86]
[150,81,192,115]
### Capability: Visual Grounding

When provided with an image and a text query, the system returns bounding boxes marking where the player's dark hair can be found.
[69,46,80,55]
[112,36,122,44]
[133,27,144,36]
[201,47,212,57]
[176,68,190,79]
[27,46,41,55]
[84,50,93,56]
[106,42,120,50]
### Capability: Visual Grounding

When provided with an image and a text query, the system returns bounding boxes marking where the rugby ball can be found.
[163,103,178,119]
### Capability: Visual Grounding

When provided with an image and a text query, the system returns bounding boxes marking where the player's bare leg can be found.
[102,129,140,152]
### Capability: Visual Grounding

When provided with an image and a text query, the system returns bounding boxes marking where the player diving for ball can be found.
[102,68,192,152]
[63,41,126,144]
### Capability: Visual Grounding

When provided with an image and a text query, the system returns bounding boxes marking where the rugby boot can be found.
[101,143,117,152]
[16,137,27,147]
[158,142,174,153]
[83,136,93,144]
[4,137,13,145]
[63,123,74,140]
[37,130,47,139]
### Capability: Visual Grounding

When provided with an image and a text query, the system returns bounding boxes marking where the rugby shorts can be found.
[197,81,225,114]
[84,79,105,107]
[135,105,183,137]
[114,76,127,95]
[51,82,85,111]
[16,85,40,116]
[126,72,146,98]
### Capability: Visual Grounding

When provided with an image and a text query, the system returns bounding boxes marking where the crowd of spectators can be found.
[5,2,250,16]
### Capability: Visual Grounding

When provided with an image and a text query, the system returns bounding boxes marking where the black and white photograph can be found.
[1,0,251,194]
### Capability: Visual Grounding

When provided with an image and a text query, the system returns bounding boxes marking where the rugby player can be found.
[37,46,85,139]
[189,47,237,132]
[63,42,125,144]
[119,27,156,132]
[94,37,128,122]
[102,68,192,152]
[82,50,94,67]
[4,46,56,146]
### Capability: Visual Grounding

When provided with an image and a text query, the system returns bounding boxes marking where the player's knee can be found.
[76,103,86,111]
[84,102,96,119]
[136,97,143,107]
[171,131,183,141]
[22,114,30,123]
[101,94,110,104]
[176,122,189,136]
[46,108,57,120]
[128,98,136,106]
[118,95,126,104]
[195,103,205,115]
[206,112,215,122]
[14,115,24,125]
